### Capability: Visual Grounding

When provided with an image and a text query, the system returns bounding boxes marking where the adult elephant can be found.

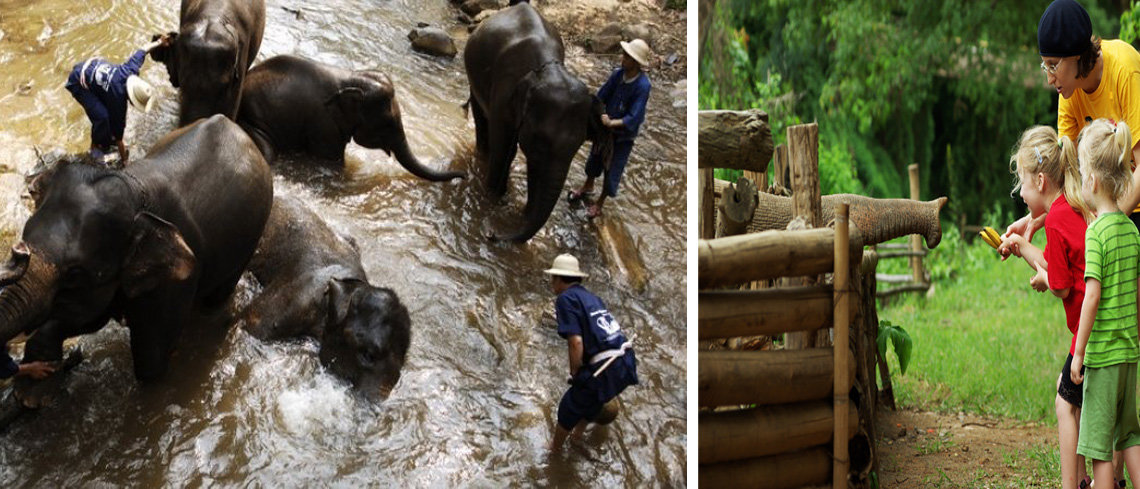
[3,115,273,381]
[464,1,612,242]
[241,195,411,401]
[237,55,465,181]
[150,0,265,126]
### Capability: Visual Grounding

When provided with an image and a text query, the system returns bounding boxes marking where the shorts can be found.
[1077,362,1140,461]
[1058,353,1084,408]
[557,382,605,431]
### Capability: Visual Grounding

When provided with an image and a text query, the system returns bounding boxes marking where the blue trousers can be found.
[585,140,635,198]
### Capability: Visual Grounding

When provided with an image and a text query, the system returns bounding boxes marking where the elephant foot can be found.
[13,348,83,409]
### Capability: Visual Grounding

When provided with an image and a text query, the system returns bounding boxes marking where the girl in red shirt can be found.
[1000,125,1094,489]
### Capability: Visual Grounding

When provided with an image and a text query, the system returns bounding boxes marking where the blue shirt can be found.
[555,284,628,362]
[1,353,16,379]
[596,68,651,143]
[66,50,147,147]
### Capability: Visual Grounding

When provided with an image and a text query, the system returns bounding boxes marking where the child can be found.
[1000,125,1093,489]
[1071,118,1140,487]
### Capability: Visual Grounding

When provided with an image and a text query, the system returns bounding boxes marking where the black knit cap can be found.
[1038,0,1092,57]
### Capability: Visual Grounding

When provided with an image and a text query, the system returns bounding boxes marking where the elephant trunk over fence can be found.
[751,193,948,248]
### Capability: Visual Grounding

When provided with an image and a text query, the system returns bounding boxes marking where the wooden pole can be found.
[697,110,774,172]
[699,400,859,464]
[699,348,855,407]
[700,168,715,239]
[786,122,822,350]
[773,144,789,191]
[908,164,925,284]
[699,448,831,489]
[698,228,838,288]
[699,286,834,339]
[833,203,851,489]
[717,177,758,237]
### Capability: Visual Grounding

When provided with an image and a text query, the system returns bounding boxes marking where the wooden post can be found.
[700,168,715,239]
[773,145,789,191]
[786,123,822,350]
[697,110,774,172]
[908,164,925,284]
[717,177,757,237]
[833,204,851,489]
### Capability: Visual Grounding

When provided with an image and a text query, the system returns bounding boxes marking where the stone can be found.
[408,26,458,58]
[589,22,624,54]
[461,0,503,17]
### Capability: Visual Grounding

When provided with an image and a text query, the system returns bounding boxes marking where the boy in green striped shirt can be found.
[1071,119,1140,484]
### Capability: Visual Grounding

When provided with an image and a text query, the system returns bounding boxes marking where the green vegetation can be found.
[699,0,1125,221]
[665,0,685,10]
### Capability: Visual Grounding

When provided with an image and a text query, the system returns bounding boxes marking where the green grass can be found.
[877,223,1069,422]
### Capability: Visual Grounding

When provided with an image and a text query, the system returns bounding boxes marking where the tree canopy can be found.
[700,0,1127,224]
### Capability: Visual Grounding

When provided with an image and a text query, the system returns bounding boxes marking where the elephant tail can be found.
[588,96,614,172]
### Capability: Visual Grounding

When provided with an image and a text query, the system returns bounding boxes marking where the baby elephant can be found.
[237,54,464,182]
[241,196,410,401]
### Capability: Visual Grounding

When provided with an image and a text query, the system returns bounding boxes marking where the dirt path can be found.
[876,408,1059,488]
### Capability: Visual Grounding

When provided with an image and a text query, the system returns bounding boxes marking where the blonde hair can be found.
[1078,119,1134,201]
[1009,125,1090,220]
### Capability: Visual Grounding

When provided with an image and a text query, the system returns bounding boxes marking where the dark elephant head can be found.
[497,69,613,242]
[319,278,411,401]
[0,161,195,345]
[331,72,465,181]
[152,20,251,125]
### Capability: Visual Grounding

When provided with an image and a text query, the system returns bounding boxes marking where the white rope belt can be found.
[589,340,633,378]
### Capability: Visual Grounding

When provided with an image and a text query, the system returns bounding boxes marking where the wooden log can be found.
[700,168,715,239]
[699,399,859,464]
[699,286,833,339]
[875,250,927,260]
[697,110,774,172]
[908,164,926,284]
[698,347,856,407]
[875,273,917,284]
[773,144,789,190]
[698,228,839,288]
[717,177,758,237]
[699,448,830,489]
[833,204,851,489]
[877,283,931,298]
[789,123,821,229]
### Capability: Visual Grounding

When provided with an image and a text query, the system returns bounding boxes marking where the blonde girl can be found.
[1000,124,1092,489]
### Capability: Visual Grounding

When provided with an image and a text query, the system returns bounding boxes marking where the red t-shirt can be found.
[1043,194,1087,354]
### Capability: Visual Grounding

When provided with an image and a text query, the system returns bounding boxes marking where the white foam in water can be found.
[275,375,354,436]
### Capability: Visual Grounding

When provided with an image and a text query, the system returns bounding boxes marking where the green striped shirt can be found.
[1084,212,1140,368]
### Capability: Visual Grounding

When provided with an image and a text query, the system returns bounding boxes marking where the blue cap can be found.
[1038,0,1093,57]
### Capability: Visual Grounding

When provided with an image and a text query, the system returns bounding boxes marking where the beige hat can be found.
[620,39,652,68]
[543,253,589,278]
[126,75,156,112]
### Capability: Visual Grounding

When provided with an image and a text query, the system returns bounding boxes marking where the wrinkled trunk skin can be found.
[751,192,948,248]
[498,154,571,242]
[0,252,57,344]
[391,138,465,182]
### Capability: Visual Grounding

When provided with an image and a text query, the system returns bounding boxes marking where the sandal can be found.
[567,189,591,203]
[586,204,603,219]
[1080,476,1091,489]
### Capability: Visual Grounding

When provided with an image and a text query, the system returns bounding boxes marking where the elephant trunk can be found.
[0,244,58,343]
[496,155,572,242]
[750,193,948,248]
[391,138,466,182]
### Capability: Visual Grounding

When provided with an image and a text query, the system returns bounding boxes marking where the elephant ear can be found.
[122,212,196,298]
[150,32,180,87]
[326,277,363,327]
[329,87,366,136]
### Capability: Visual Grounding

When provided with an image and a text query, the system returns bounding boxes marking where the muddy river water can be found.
[0,0,687,486]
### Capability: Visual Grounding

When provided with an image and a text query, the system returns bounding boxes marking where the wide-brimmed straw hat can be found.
[620,39,652,68]
[543,253,589,278]
[126,75,156,112]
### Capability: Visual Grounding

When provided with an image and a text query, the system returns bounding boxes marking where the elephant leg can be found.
[126,286,193,381]
[15,317,105,408]
[200,270,244,309]
[471,96,489,156]
[486,123,518,198]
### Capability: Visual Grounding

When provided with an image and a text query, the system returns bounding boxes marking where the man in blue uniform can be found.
[544,253,637,452]
[568,38,653,219]
[65,35,170,165]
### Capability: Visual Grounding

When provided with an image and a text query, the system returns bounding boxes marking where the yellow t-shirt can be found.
[1058,39,1140,153]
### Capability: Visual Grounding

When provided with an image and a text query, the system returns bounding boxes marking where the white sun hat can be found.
[620,38,653,68]
[542,253,589,278]
[125,75,156,112]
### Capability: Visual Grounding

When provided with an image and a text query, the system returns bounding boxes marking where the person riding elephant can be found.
[2,114,273,382]
[464,0,613,242]
[240,196,411,402]
[149,0,266,126]
[236,55,465,181]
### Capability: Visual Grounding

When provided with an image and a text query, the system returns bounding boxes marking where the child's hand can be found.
[1030,263,1049,292]
[998,235,1021,260]
[1071,354,1085,385]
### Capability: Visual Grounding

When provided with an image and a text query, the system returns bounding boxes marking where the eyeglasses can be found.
[1040,59,1062,75]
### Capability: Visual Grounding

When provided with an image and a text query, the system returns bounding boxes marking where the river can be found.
[0,0,687,486]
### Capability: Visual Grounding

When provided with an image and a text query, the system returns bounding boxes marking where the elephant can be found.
[240,196,410,401]
[463,1,613,242]
[3,114,273,382]
[236,55,465,181]
[150,0,266,126]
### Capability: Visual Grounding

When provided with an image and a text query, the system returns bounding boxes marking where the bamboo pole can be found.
[698,228,837,288]
[698,348,855,407]
[697,110,774,172]
[698,286,834,339]
[909,164,925,284]
[699,448,831,489]
[833,203,851,489]
[699,400,859,464]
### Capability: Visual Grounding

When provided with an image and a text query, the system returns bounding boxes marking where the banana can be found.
[984,226,1002,246]
[979,229,999,249]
